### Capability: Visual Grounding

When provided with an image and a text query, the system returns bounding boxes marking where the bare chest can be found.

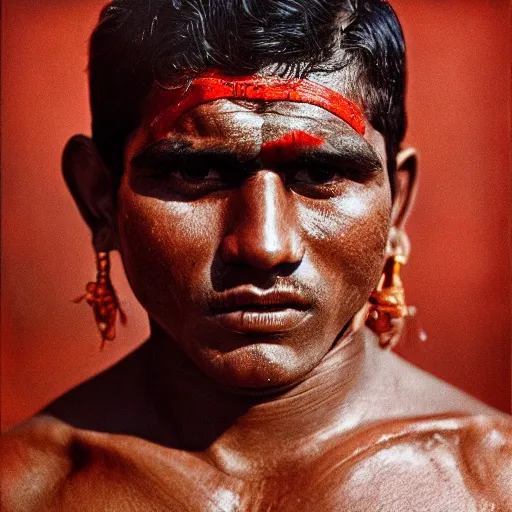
[53,436,493,512]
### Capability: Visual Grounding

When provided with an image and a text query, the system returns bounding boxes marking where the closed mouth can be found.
[209,285,311,315]
[207,285,312,334]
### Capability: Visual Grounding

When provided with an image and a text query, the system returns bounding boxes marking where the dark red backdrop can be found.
[1,0,511,429]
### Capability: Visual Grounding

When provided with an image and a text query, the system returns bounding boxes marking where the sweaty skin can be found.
[1,70,511,511]
[2,338,511,511]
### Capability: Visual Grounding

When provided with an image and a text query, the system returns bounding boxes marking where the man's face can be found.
[117,71,392,390]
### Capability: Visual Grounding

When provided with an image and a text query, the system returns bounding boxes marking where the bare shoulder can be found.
[384,350,505,417]
[0,416,222,511]
[459,414,512,505]
[0,416,77,512]
[307,414,512,511]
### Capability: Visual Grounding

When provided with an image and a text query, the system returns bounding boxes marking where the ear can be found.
[390,147,418,229]
[62,135,119,252]
[387,147,418,259]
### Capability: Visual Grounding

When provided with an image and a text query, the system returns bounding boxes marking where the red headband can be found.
[147,73,365,138]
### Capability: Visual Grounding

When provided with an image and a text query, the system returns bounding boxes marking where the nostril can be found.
[273,261,301,278]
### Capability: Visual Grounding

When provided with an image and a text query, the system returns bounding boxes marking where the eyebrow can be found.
[131,137,252,170]
[131,134,384,178]
[320,135,384,173]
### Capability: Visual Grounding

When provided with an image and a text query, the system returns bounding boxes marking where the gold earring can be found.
[366,255,411,349]
[74,251,126,349]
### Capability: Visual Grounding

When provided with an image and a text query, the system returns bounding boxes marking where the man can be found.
[2,0,511,510]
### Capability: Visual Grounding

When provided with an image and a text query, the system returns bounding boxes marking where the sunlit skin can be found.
[121,71,389,391]
[1,70,511,511]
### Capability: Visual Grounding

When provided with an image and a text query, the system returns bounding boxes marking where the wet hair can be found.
[89,0,406,183]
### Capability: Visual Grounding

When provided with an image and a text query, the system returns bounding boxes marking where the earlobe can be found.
[390,147,418,229]
[62,135,119,252]
[367,148,418,347]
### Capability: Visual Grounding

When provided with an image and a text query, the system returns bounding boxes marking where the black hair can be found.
[89,0,406,182]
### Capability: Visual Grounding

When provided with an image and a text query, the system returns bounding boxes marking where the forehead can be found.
[176,100,352,143]
[131,69,386,164]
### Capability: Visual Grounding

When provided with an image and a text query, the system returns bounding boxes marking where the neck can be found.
[144,320,380,476]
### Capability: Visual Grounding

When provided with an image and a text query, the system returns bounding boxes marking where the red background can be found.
[1,0,511,429]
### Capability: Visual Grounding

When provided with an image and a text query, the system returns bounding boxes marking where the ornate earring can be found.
[366,255,412,349]
[74,251,126,349]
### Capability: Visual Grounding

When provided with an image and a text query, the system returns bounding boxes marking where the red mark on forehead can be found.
[259,131,324,166]
[146,73,365,140]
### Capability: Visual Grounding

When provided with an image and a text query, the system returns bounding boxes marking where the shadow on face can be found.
[63,70,416,394]
[117,89,392,390]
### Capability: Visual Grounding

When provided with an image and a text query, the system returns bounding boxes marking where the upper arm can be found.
[1,416,74,512]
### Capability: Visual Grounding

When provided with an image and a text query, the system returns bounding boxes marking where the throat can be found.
[143,324,371,476]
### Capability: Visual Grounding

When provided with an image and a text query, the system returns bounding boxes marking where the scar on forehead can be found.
[259,130,324,165]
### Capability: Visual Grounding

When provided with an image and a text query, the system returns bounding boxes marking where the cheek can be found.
[116,183,221,330]
[298,185,391,292]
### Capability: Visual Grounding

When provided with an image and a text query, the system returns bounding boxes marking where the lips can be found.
[208,285,312,334]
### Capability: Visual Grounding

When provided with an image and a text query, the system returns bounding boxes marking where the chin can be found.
[193,342,319,393]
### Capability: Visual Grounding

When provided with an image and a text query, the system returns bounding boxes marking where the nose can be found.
[220,171,304,270]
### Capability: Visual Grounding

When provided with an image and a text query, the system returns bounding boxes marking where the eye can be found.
[173,166,223,182]
[158,164,242,198]
[285,164,349,199]
[291,167,339,185]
